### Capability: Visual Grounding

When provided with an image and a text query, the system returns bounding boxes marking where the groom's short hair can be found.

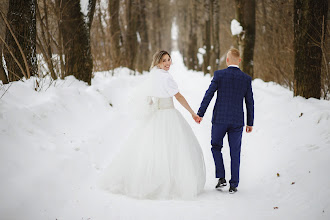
[228,48,240,59]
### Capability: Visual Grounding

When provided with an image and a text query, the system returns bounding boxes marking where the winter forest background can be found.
[0,0,329,99]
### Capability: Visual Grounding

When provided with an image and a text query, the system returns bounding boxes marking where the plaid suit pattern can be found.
[197,67,254,126]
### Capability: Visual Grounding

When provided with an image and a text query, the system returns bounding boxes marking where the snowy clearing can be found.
[0,51,329,220]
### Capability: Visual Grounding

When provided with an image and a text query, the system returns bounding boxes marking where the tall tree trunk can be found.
[55,0,66,78]
[97,0,110,70]
[235,0,255,78]
[109,0,121,68]
[210,0,220,74]
[203,17,211,74]
[136,0,150,72]
[3,0,37,82]
[60,0,94,85]
[125,0,138,71]
[294,0,328,99]
[186,1,198,71]
[36,0,57,80]
[87,0,96,31]
[0,0,9,84]
[187,31,198,70]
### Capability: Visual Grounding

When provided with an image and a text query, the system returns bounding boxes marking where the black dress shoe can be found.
[229,186,237,194]
[215,178,227,188]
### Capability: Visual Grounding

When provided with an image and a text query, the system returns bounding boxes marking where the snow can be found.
[80,0,89,16]
[136,32,141,43]
[198,48,206,55]
[197,53,203,65]
[1,51,330,219]
[231,19,243,36]
[171,22,178,40]
[197,48,206,65]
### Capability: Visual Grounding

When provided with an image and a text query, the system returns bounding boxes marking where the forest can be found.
[0,0,329,99]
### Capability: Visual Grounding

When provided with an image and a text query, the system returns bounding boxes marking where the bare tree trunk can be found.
[203,14,211,74]
[97,0,110,70]
[36,0,57,80]
[0,0,9,84]
[54,0,66,78]
[136,0,150,72]
[210,0,220,74]
[149,0,161,53]
[109,0,121,68]
[187,31,198,70]
[60,0,95,85]
[87,0,96,31]
[3,0,37,82]
[124,0,138,71]
[294,0,328,99]
[235,0,255,78]
[187,2,198,70]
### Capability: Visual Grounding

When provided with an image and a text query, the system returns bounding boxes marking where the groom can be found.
[196,48,254,194]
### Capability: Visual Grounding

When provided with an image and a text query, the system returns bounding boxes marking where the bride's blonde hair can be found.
[150,50,171,70]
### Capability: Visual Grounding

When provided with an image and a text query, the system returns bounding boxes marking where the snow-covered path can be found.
[0,52,330,220]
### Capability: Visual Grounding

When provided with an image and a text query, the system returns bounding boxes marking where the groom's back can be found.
[212,67,252,126]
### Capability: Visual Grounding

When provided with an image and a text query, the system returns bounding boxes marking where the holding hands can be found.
[174,92,203,124]
[246,126,253,133]
[192,113,202,124]
[192,113,253,134]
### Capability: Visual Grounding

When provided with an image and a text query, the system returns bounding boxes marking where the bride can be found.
[100,50,206,199]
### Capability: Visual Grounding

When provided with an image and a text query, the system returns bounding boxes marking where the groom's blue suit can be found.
[197,66,254,188]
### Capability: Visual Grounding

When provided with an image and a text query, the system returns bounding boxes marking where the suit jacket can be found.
[197,66,254,126]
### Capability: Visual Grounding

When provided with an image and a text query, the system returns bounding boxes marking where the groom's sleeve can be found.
[197,74,218,117]
[245,78,254,126]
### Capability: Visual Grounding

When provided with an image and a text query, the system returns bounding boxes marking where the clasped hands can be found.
[192,113,253,133]
[192,113,202,124]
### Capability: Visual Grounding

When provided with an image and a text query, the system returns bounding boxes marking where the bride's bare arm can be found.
[174,92,200,121]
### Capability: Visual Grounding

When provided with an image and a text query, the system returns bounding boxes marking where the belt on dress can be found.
[153,97,174,110]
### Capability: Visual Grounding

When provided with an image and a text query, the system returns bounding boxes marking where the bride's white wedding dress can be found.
[100,67,206,200]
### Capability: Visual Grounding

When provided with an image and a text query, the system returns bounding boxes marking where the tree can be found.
[109,0,122,68]
[60,0,95,85]
[0,0,9,84]
[174,0,219,75]
[202,1,211,74]
[293,0,328,99]
[187,1,198,71]
[235,0,256,78]
[136,0,150,72]
[202,0,220,75]
[90,0,111,71]
[253,0,294,88]
[209,0,220,74]
[147,0,172,54]
[3,0,37,82]
[36,0,58,80]
[124,0,138,70]
[92,0,172,73]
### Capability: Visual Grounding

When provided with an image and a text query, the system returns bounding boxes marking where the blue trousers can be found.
[211,123,243,188]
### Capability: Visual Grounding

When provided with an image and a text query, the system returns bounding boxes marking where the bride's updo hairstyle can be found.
[150,50,171,70]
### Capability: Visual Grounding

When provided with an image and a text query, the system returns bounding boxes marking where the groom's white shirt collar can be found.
[228,65,239,68]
